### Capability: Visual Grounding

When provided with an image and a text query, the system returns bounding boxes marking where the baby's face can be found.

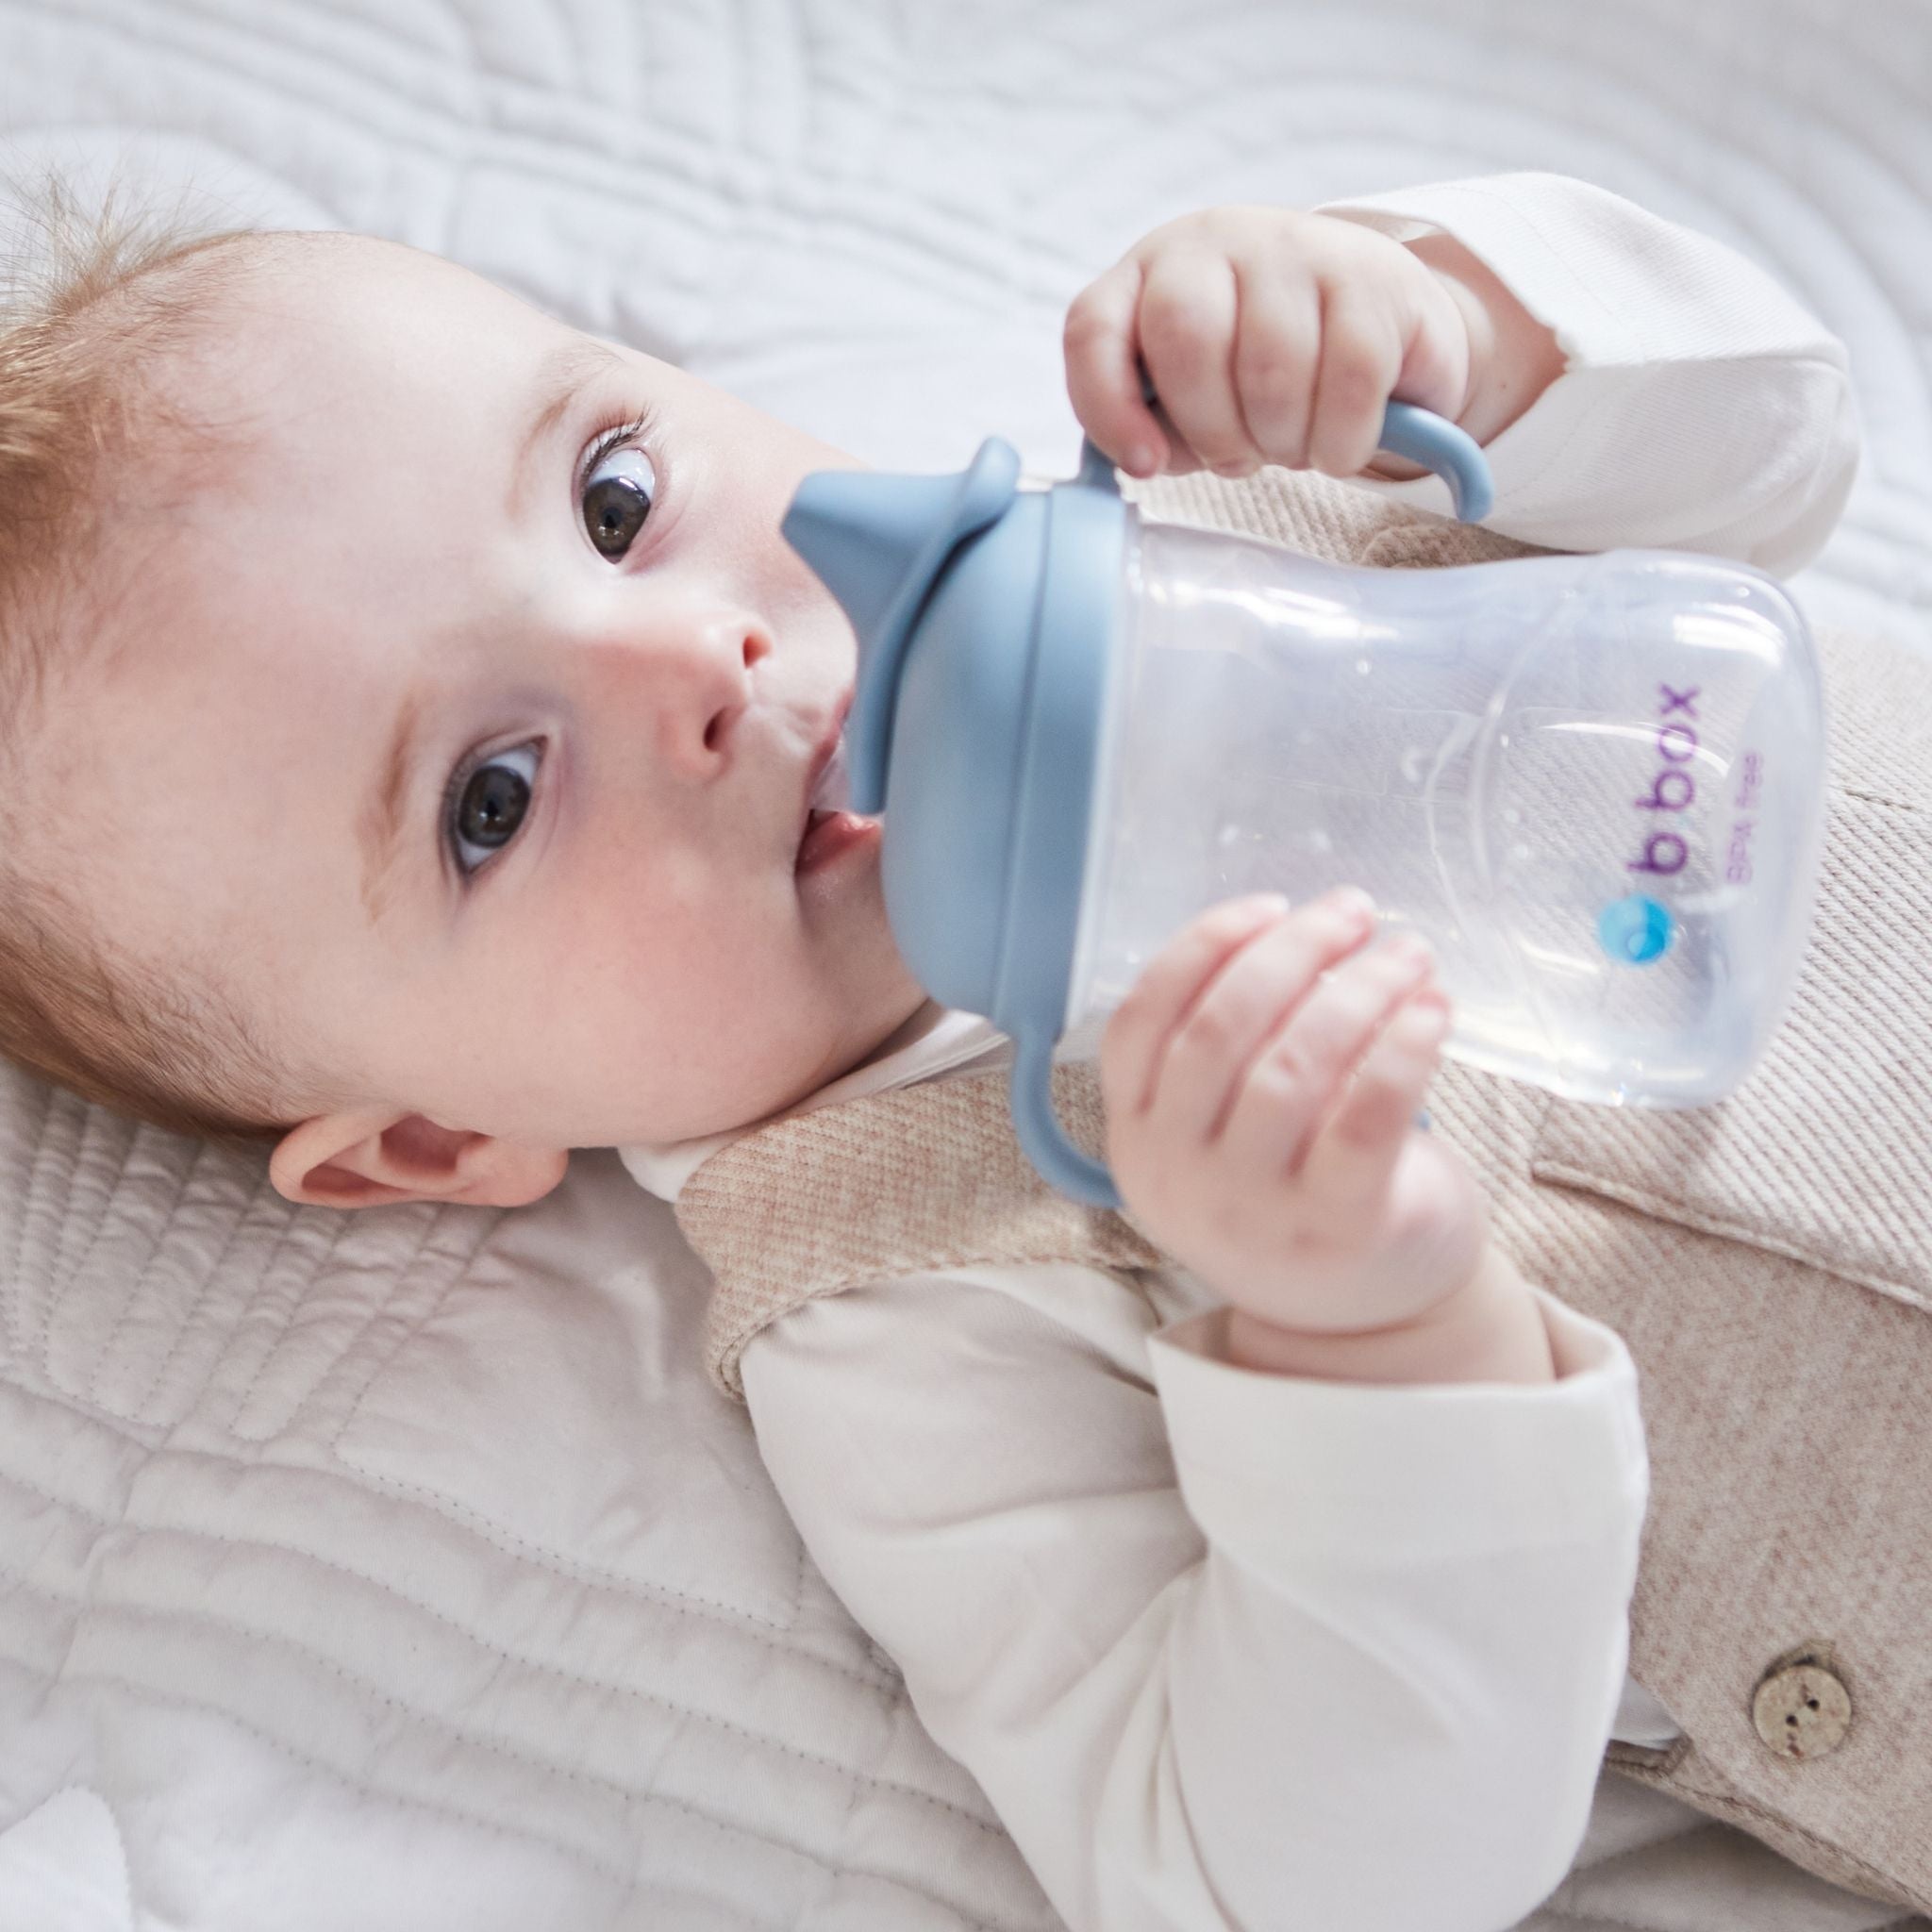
[49,235,925,1159]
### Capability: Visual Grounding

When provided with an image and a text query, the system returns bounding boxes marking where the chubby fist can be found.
[1064,205,1474,483]
[1098,889,1489,1340]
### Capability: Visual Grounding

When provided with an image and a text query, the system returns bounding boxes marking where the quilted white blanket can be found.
[0,4,1927,1928]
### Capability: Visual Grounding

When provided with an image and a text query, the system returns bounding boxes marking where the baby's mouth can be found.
[796,808,869,873]
[796,732,874,874]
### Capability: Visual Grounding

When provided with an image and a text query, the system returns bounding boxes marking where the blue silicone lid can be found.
[781,403,1493,1208]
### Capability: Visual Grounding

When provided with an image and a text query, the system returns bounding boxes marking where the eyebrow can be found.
[359,680,428,924]
[510,336,626,519]
[358,337,622,922]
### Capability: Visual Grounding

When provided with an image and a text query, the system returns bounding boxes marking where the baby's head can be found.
[0,195,924,1208]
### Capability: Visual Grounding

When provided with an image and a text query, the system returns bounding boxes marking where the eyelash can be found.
[578,410,653,501]
[442,740,542,884]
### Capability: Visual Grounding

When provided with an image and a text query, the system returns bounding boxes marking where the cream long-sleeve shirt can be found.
[622,175,1857,1932]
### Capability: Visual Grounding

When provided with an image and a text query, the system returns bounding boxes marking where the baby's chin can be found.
[732,982,931,1134]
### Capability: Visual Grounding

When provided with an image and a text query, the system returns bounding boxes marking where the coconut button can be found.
[1752,1659,1853,1760]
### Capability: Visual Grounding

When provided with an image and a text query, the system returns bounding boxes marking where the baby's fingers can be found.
[1099,894,1288,1123]
[1137,249,1250,475]
[1307,280,1403,478]
[1215,934,1435,1180]
[1298,990,1451,1220]
[1232,257,1321,471]
[1064,258,1168,478]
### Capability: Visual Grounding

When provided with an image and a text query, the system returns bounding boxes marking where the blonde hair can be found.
[0,179,300,1152]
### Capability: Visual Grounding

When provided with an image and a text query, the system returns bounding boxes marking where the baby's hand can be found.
[1064,205,1473,483]
[1099,890,1489,1341]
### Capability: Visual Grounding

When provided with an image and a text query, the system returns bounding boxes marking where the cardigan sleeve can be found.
[740,1264,1647,1932]
[1316,173,1859,573]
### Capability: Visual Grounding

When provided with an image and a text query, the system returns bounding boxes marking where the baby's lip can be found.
[796,689,855,850]
[807,734,851,814]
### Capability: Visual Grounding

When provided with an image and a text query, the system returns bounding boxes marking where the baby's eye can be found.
[582,440,657,560]
[447,742,540,878]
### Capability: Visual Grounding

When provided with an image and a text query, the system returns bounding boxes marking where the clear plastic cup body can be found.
[1066,514,1827,1106]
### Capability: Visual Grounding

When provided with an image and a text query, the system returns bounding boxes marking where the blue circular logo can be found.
[1598,893,1674,965]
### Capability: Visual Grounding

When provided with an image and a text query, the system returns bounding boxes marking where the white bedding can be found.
[0,3,1927,1928]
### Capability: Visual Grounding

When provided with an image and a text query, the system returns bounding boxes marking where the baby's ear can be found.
[269,1108,569,1210]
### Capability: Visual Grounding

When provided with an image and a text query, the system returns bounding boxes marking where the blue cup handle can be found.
[1376,400,1493,522]
[1010,1035,1123,1210]
[1079,384,1494,523]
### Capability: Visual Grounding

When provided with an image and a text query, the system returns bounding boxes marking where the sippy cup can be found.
[784,406,1828,1208]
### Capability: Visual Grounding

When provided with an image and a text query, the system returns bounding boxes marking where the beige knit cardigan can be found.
[677,467,1932,1914]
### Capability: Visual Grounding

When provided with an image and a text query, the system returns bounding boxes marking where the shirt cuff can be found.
[1312,173,1851,545]
[1316,174,1649,368]
[1147,1287,1648,1573]
[1315,175,1631,528]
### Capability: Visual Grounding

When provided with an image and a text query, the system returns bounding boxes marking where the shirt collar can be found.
[618,1003,1009,1202]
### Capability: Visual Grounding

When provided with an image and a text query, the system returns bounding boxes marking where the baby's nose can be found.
[650,609,773,776]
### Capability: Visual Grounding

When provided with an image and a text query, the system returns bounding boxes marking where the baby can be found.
[0,174,1861,1928]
